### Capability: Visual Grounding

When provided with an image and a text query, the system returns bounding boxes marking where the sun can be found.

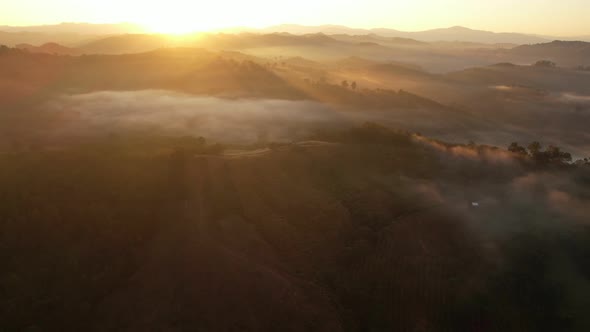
[141,13,220,34]
[131,1,275,35]
[143,20,200,34]
[130,1,278,35]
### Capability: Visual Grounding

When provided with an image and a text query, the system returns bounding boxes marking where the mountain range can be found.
[0,22,144,35]
[226,24,590,44]
[2,23,590,46]
[254,24,550,44]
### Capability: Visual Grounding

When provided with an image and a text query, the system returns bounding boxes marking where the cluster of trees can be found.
[264,61,287,68]
[341,80,358,90]
[0,45,28,55]
[534,60,557,68]
[319,122,413,146]
[508,141,580,164]
[0,45,20,55]
[575,65,590,71]
[302,77,359,91]
[302,77,328,85]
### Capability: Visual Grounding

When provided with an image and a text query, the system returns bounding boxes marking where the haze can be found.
[3,0,590,36]
[2,2,590,331]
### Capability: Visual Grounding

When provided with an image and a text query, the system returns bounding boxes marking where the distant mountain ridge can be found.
[259,24,553,44]
[0,23,145,47]
[8,32,590,71]
[15,42,80,55]
[3,22,590,45]
[0,22,144,35]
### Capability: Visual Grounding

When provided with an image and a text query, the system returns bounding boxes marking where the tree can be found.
[528,141,542,156]
[341,80,349,89]
[534,60,556,68]
[351,81,357,90]
[508,142,527,156]
[525,142,573,165]
[545,145,572,163]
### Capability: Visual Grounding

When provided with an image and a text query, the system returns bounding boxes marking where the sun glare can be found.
[144,20,204,34]
[132,1,274,34]
[139,7,239,35]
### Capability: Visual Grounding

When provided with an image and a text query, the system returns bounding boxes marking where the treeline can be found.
[315,122,413,146]
[508,141,589,165]
[0,45,25,55]
[299,77,445,109]
[4,134,225,156]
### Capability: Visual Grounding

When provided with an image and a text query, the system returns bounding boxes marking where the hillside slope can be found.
[1,127,590,331]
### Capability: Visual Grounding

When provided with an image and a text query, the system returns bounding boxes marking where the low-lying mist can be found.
[41,90,471,145]
[44,90,355,144]
[3,89,586,158]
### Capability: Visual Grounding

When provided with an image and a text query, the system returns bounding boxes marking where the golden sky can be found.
[2,0,589,36]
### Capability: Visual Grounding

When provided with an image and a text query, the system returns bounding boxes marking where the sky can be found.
[1,0,589,36]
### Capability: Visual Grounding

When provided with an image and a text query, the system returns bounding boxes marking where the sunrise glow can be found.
[2,0,589,36]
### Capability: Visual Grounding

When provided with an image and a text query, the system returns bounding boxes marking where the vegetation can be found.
[508,141,574,165]
[1,124,589,330]
[534,60,557,68]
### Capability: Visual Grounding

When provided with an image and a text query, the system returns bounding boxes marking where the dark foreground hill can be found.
[1,126,589,331]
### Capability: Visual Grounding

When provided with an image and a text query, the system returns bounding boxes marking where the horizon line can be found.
[2,21,588,38]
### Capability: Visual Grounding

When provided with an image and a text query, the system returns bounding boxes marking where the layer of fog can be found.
[44,91,354,144]
[403,142,590,259]
[44,90,463,144]
[36,90,589,158]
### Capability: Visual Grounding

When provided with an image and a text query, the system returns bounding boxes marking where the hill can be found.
[78,34,179,54]
[0,47,452,108]
[1,125,589,331]
[510,40,590,66]
[0,23,145,47]
[400,26,549,44]
[447,61,590,94]
[0,22,144,35]
[15,42,80,55]
[0,30,93,46]
[9,32,581,73]
[0,47,307,102]
[261,24,551,44]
